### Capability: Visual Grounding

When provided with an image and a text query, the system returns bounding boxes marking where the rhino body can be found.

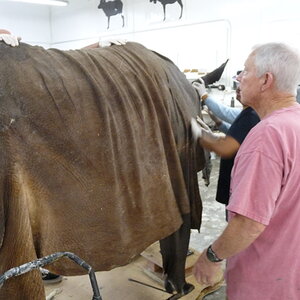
[0,42,204,299]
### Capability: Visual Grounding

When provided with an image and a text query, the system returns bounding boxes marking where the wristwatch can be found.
[206,245,223,262]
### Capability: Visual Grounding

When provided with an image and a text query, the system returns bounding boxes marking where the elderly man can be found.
[192,42,300,300]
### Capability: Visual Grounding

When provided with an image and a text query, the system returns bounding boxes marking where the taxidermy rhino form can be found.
[0,41,208,299]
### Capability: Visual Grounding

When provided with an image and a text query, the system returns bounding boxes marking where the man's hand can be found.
[204,107,223,128]
[196,116,211,131]
[192,78,208,101]
[193,249,223,286]
[0,34,19,47]
[191,118,203,140]
[196,116,219,143]
[98,38,127,47]
[191,117,220,143]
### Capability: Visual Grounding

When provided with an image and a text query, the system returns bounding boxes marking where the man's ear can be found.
[261,72,274,92]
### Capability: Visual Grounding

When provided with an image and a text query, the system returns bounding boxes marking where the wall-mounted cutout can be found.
[98,0,125,29]
[150,0,183,21]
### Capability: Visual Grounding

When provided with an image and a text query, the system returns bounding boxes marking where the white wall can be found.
[1,0,300,99]
[50,0,231,77]
[0,1,52,48]
[48,0,300,84]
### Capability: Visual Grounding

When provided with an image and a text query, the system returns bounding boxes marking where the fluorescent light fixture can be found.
[8,0,69,6]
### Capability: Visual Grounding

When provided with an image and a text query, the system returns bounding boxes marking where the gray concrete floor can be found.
[189,156,227,300]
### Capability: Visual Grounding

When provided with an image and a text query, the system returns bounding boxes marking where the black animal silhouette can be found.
[98,0,125,29]
[150,0,183,21]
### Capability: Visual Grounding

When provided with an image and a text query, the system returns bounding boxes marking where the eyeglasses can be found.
[232,70,243,82]
[232,75,240,83]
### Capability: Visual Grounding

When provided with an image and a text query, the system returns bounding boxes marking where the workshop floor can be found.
[45,157,227,300]
[190,156,227,299]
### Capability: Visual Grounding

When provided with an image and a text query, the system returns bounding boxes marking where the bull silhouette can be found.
[98,0,125,29]
[150,0,183,21]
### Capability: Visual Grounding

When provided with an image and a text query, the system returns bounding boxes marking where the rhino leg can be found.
[0,270,45,300]
[159,213,194,296]
[0,179,45,300]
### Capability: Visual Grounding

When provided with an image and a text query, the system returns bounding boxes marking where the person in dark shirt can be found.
[215,105,260,206]
[192,83,260,213]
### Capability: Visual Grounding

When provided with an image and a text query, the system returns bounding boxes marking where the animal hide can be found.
[0,42,205,299]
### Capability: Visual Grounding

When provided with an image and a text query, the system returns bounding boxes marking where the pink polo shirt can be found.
[226,104,300,300]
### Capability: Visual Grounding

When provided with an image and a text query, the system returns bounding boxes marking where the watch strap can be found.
[206,245,223,262]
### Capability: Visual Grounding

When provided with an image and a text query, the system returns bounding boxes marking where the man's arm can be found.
[211,214,266,258]
[204,96,242,124]
[193,80,242,124]
[191,118,240,158]
[82,42,99,49]
[200,134,240,158]
[206,108,231,134]
[218,121,230,134]
[82,39,127,49]
[193,214,266,285]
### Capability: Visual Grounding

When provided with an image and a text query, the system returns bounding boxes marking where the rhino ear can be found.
[200,58,229,86]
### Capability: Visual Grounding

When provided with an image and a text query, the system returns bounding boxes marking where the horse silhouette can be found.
[98,0,125,29]
[150,0,183,21]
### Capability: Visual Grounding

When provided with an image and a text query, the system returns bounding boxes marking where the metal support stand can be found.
[0,251,102,300]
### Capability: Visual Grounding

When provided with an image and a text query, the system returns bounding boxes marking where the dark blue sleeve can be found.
[227,108,260,145]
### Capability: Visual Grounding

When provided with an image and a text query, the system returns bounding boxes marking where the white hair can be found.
[251,43,300,95]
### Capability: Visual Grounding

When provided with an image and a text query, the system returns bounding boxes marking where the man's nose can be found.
[236,71,243,82]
